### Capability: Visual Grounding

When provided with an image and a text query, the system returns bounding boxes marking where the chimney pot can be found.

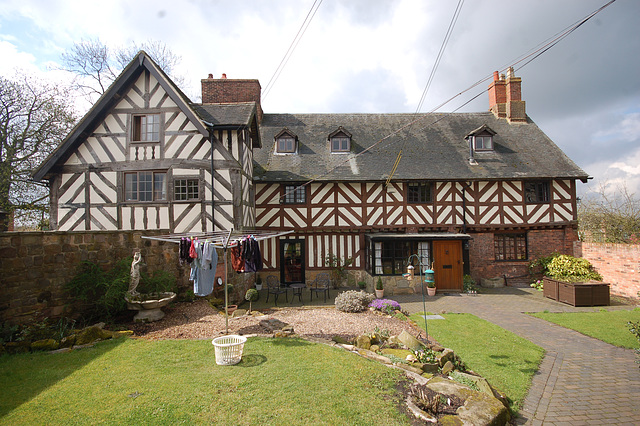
[208,73,213,79]
[493,71,499,81]
[222,73,227,79]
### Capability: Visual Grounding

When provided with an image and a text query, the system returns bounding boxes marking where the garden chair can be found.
[310,273,331,303]
[266,275,288,306]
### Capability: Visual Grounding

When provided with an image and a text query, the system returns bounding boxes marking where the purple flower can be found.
[369,298,401,313]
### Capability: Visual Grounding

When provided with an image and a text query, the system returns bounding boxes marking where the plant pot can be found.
[375,289,384,298]
[255,284,262,291]
[427,287,436,296]
[226,305,238,315]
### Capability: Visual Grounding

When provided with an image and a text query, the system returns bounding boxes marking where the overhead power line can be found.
[280,0,617,201]
[262,0,323,100]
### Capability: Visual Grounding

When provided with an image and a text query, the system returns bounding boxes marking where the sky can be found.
[1,0,639,199]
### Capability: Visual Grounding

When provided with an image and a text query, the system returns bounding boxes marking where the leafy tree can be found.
[60,38,184,102]
[578,182,640,244]
[0,74,76,229]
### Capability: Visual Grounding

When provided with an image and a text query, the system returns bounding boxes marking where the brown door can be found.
[433,240,463,291]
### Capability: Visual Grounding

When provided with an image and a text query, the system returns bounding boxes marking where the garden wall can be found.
[0,230,190,324]
[574,241,640,300]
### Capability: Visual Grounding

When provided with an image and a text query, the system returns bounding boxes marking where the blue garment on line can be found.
[190,241,218,297]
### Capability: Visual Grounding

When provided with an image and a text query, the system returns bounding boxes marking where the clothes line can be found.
[141,229,294,248]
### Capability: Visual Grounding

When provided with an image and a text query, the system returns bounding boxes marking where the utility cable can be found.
[385,0,464,187]
[263,0,323,100]
[279,0,617,201]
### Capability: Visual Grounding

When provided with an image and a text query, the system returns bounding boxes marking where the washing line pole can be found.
[223,228,233,335]
[406,254,429,342]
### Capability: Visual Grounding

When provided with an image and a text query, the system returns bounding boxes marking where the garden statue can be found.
[125,251,176,323]
[128,251,143,296]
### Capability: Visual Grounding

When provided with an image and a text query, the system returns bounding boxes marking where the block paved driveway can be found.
[394,287,640,425]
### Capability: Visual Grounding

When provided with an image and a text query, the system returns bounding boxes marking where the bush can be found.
[546,255,603,282]
[334,290,375,313]
[463,275,477,293]
[65,257,176,323]
[628,321,640,367]
[529,252,561,277]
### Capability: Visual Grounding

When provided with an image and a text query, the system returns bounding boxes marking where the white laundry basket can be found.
[212,335,247,365]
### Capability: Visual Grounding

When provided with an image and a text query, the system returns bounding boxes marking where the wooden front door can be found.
[280,239,305,285]
[433,240,463,291]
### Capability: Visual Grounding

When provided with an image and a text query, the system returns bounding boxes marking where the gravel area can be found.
[131,299,422,341]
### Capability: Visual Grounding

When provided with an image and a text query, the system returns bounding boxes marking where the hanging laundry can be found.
[189,237,198,259]
[190,240,216,297]
[244,237,263,272]
[179,237,193,264]
[230,244,244,272]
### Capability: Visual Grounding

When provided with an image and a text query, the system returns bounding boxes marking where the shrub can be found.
[546,255,603,282]
[528,252,561,277]
[629,321,640,367]
[334,290,375,313]
[463,275,477,293]
[530,279,543,291]
[369,299,401,315]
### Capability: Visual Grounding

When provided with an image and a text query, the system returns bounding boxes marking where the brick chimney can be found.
[488,67,526,122]
[488,71,506,118]
[201,74,263,123]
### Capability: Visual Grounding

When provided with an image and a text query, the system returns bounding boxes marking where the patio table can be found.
[289,283,306,304]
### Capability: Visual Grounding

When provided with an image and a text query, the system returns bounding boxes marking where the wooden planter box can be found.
[543,277,609,307]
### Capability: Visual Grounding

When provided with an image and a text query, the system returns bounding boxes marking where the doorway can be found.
[280,239,305,285]
[432,240,463,291]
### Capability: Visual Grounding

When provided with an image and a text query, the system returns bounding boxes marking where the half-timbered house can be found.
[34,53,588,292]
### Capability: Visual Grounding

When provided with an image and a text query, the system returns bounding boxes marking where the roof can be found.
[193,102,261,148]
[253,112,589,183]
[33,51,209,182]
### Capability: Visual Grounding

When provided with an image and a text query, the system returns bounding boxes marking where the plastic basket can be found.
[212,335,247,365]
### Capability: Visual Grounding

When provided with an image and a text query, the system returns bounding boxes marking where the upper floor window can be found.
[407,182,432,203]
[275,129,297,154]
[474,135,493,151]
[132,114,160,142]
[282,184,306,204]
[524,181,550,203]
[174,178,199,201]
[494,233,527,261]
[329,127,352,153]
[125,171,166,201]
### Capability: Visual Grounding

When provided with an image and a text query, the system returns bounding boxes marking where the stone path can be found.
[394,287,640,425]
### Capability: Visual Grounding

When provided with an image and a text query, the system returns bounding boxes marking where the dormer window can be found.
[474,134,493,151]
[329,127,352,153]
[275,129,297,154]
[132,114,160,142]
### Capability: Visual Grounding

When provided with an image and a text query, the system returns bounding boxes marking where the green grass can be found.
[410,312,544,412]
[0,337,410,425]
[529,308,640,348]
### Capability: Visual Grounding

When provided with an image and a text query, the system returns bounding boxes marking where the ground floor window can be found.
[365,237,432,276]
[494,233,527,260]
[174,178,199,201]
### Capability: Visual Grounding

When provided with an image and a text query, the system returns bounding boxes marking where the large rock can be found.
[437,348,455,367]
[357,348,392,364]
[397,330,424,351]
[480,277,505,288]
[355,334,371,350]
[30,339,60,351]
[74,326,115,346]
[424,377,510,426]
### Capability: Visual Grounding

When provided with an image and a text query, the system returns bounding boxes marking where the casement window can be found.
[277,136,296,153]
[132,114,160,142]
[474,135,493,151]
[283,184,306,204]
[174,179,199,201]
[407,182,433,204]
[524,181,550,203]
[125,171,167,201]
[494,233,527,261]
[366,238,431,276]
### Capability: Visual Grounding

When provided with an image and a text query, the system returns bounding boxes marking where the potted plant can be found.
[375,277,384,298]
[426,280,436,296]
[255,275,263,291]
[245,288,259,313]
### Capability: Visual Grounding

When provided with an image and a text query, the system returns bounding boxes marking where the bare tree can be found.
[60,38,184,102]
[0,73,76,229]
[578,182,640,244]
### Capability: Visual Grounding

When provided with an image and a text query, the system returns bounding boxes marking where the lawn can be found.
[0,337,410,425]
[529,308,640,348]
[410,312,544,412]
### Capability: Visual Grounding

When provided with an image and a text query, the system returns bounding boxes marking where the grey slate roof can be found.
[253,112,588,183]
[194,103,257,127]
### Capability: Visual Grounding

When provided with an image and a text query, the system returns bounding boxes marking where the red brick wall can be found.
[575,242,640,300]
[468,227,578,286]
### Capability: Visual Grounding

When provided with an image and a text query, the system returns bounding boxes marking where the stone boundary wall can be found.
[0,230,190,324]
[575,241,640,300]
